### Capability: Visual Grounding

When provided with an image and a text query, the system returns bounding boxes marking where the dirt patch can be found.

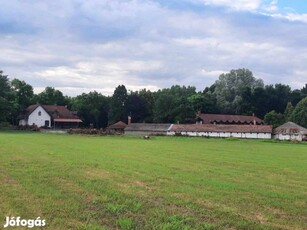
[55,178,86,195]
[83,168,112,180]
[267,207,287,218]
[254,213,267,224]
[134,180,146,187]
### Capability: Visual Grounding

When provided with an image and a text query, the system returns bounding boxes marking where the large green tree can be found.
[11,79,34,109]
[109,85,128,124]
[0,71,13,123]
[214,68,264,114]
[153,85,195,123]
[261,84,292,116]
[188,91,218,115]
[240,84,293,118]
[290,97,307,127]
[284,102,294,121]
[35,87,66,105]
[126,92,152,123]
[71,91,110,128]
[9,79,34,124]
[264,110,285,128]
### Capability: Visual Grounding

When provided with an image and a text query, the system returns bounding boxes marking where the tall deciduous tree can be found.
[290,97,307,127]
[126,92,151,123]
[264,110,285,128]
[109,85,128,124]
[0,71,13,123]
[153,85,195,123]
[10,79,34,124]
[214,68,264,114]
[36,87,66,105]
[71,91,109,128]
[284,102,294,121]
[188,91,218,115]
[11,79,34,108]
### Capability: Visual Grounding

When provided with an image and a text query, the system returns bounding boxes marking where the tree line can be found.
[1,69,306,128]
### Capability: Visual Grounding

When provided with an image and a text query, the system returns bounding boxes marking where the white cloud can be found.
[271,13,307,23]
[199,0,262,11]
[0,0,306,96]
[33,59,163,95]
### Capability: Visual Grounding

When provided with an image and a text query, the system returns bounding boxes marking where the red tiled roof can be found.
[42,105,79,119]
[107,121,127,129]
[17,104,40,119]
[197,113,263,124]
[274,122,307,134]
[170,124,272,133]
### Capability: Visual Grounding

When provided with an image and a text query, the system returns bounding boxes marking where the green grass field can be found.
[0,131,306,229]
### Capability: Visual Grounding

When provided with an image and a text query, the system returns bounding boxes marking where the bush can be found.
[16,125,40,131]
[67,128,107,135]
[0,122,11,127]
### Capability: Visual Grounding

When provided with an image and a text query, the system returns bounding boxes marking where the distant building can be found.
[196,113,263,125]
[18,104,82,128]
[124,123,172,136]
[274,122,307,141]
[107,121,127,134]
[167,124,272,139]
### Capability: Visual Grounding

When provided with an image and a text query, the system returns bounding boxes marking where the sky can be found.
[0,0,306,96]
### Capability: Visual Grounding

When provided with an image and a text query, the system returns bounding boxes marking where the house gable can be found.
[28,105,51,127]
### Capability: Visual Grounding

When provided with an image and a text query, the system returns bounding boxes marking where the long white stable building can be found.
[167,124,272,139]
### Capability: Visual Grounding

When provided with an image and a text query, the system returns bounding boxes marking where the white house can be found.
[18,104,82,128]
[274,122,307,141]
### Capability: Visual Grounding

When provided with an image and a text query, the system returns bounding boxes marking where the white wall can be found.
[257,133,272,139]
[28,106,51,127]
[19,119,27,126]
[125,131,167,135]
[274,134,302,141]
[167,131,271,139]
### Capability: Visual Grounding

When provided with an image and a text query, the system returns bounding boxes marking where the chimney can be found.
[128,116,131,125]
[252,113,256,125]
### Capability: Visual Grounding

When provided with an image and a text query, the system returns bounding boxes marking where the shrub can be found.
[67,128,107,135]
[16,125,40,131]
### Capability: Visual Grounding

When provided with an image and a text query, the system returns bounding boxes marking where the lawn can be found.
[0,131,306,229]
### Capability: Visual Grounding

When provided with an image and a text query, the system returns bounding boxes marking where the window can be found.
[45,120,49,127]
[38,111,41,116]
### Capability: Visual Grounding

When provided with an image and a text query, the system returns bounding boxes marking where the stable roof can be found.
[197,113,263,125]
[274,122,307,135]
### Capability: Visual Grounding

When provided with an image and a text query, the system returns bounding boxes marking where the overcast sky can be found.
[1,0,306,96]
